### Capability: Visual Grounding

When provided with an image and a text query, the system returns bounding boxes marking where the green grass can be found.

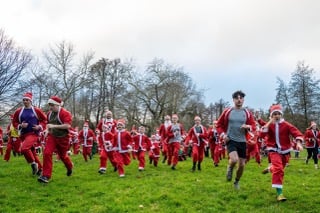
[0,151,318,213]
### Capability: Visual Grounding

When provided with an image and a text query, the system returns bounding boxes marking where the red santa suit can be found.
[159,120,171,162]
[42,102,74,180]
[4,122,22,161]
[246,129,261,166]
[208,125,221,167]
[69,127,79,154]
[166,122,185,168]
[98,129,116,173]
[133,132,151,170]
[112,121,133,177]
[78,123,96,162]
[13,99,47,174]
[260,118,303,189]
[186,124,208,170]
[149,135,161,167]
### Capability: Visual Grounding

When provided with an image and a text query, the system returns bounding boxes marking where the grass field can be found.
[0,150,318,213]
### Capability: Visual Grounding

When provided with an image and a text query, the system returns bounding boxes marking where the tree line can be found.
[0,29,319,134]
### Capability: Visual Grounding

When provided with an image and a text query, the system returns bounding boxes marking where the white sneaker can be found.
[119,174,125,177]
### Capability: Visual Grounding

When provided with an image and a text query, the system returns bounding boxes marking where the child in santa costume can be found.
[78,121,96,162]
[98,123,117,174]
[69,126,79,155]
[186,116,208,171]
[166,114,185,170]
[149,134,161,167]
[208,120,222,167]
[12,92,47,176]
[260,104,303,201]
[245,124,261,166]
[132,126,152,171]
[111,119,133,177]
[4,115,22,161]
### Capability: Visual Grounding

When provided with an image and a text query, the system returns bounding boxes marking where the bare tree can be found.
[40,41,94,116]
[128,58,203,132]
[89,58,134,124]
[0,29,32,102]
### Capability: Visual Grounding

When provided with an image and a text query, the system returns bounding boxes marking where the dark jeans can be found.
[306,147,319,164]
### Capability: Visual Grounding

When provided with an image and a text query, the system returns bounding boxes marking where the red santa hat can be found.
[83,121,89,127]
[269,104,283,115]
[48,96,63,106]
[23,92,33,102]
[117,119,126,126]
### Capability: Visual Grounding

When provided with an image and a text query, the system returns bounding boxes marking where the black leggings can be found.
[306,147,319,164]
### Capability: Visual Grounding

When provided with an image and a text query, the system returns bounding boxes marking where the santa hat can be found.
[48,96,63,106]
[269,104,283,115]
[117,119,126,126]
[83,121,89,127]
[23,92,33,102]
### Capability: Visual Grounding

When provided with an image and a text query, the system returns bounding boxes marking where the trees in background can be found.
[275,61,320,130]
[0,30,32,103]
[2,28,320,132]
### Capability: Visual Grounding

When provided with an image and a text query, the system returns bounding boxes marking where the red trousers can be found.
[99,149,117,169]
[269,152,290,188]
[246,143,261,164]
[209,143,221,164]
[20,134,42,169]
[161,142,168,157]
[136,151,146,169]
[72,143,80,154]
[4,137,22,161]
[192,144,205,163]
[149,148,160,166]
[113,152,131,176]
[82,146,92,161]
[168,142,180,166]
[42,134,73,179]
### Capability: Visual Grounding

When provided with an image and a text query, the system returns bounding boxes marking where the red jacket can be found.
[112,129,133,153]
[166,123,185,143]
[132,134,151,152]
[100,131,114,151]
[13,106,47,135]
[97,118,117,134]
[78,129,96,147]
[216,107,256,136]
[260,119,303,154]
[304,128,320,148]
[186,125,208,146]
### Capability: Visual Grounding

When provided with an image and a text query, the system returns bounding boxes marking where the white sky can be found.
[1,0,320,110]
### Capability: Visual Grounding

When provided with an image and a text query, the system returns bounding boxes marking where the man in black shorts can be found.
[216,90,256,189]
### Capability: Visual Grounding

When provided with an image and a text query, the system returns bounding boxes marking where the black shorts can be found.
[227,140,247,158]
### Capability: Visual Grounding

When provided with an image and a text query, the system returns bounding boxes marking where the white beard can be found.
[164,121,171,129]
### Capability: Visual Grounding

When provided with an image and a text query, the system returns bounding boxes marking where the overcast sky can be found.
[1,0,320,110]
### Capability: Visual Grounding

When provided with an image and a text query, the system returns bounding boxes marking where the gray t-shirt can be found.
[168,123,183,143]
[226,109,247,143]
